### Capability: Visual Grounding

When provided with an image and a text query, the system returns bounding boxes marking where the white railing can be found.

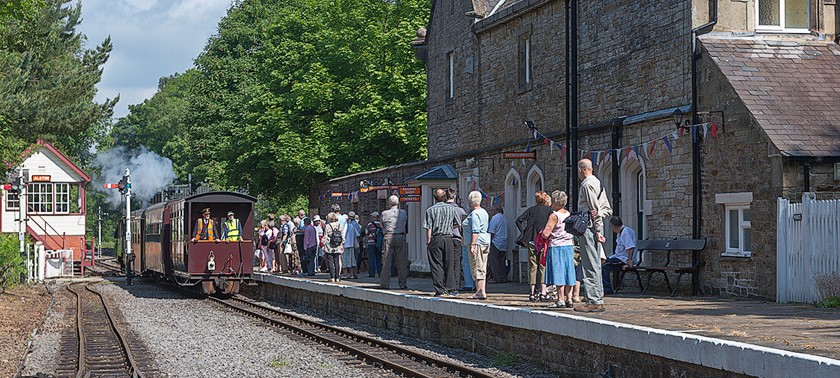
[777,193,840,303]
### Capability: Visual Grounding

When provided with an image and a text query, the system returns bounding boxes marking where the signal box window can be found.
[5,192,20,211]
[28,183,53,213]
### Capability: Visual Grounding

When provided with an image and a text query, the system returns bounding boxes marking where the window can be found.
[55,183,69,213]
[27,183,53,213]
[757,0,809,32]
[725,205,752,256]
[518,32,532,91]
[447,51,455,100]
[5,191,20,211]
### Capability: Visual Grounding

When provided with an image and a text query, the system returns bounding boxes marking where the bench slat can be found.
[637,239,706,251]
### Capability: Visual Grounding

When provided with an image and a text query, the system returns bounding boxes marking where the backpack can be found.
[374,227,384,250]
[328,224,343,249]
[260,232,269,246]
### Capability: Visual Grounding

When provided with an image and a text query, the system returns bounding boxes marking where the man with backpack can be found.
[574,158,612,313]
[365,212,384,277]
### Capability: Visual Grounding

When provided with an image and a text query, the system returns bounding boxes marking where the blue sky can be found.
[77,0,234,119]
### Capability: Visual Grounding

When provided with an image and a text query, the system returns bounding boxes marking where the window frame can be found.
[756,0,810,34]
[27,183,53,214]
[5,191,20,211]
[54,183,70,214]
[517,30,532,93]
[724,204,752,257]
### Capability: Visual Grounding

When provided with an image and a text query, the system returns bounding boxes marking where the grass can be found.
[816,296,840,308]
[491,352,517,367]
[269,358,288,368]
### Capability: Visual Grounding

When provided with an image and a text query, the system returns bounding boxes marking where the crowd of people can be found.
[247,158,635,313]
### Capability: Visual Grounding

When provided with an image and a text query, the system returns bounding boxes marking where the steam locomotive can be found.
[121,191,256,294]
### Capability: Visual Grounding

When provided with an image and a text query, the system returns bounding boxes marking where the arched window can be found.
[620,152,647,240]
[525,165,544,207]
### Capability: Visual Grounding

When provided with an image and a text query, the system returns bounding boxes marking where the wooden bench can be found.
[617,239,707,296]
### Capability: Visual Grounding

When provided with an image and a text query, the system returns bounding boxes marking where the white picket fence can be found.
[777,193,840,303]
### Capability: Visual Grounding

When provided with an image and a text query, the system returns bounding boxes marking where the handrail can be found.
[26,215,66,249]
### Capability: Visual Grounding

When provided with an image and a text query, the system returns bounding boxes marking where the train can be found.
[119,191,257,294]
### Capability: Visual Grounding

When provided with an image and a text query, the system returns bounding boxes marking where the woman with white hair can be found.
[462,190,491,299]
[541,190,576,308]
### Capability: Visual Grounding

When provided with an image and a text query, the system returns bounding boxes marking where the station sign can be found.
[400,196,421,203]
[398,187,421,196]
[31,175,51,182]
[503,151,536,159]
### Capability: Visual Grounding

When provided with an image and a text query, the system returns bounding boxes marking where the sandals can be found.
[529,294,537,302]
[539,294,552,302]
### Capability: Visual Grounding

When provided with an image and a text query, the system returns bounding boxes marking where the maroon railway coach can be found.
[129,191,256,294]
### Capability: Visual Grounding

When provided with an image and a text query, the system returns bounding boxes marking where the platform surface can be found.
[256,271,840,361]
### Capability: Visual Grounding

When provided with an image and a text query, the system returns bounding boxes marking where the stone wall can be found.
[697,43,781,299]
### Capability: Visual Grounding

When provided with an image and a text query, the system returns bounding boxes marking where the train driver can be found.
[191,207,219,242]
[222,211,242,242]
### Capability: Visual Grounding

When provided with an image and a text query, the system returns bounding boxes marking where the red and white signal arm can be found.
[103,183,120,189]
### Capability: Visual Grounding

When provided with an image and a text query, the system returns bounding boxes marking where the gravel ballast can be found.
[95,278,371,377]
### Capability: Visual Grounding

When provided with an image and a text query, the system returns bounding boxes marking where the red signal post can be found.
[1,184,10,190]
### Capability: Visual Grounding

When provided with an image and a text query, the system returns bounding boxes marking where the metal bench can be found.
[618,239,707,296]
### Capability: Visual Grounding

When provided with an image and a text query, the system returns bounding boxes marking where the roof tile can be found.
[702,38,840,157]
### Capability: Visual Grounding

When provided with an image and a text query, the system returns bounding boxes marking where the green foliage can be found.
[816,297,840,308]
[111,0,430,209]
[0,234,25,293]
[491,352,517,367]
[0,0,116,174]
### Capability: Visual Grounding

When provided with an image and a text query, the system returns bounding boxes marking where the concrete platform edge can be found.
[254,273,840,377]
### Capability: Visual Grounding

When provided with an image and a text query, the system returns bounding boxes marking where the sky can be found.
[77,0,234,119]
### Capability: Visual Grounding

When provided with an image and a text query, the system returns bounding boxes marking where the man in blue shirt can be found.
[602,216,636,295]
[487,204,509,283]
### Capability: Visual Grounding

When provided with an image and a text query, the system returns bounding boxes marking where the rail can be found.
[64,283,150,378]
[210,295,495,378]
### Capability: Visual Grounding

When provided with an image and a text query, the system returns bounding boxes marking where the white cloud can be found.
[77,0,234,118]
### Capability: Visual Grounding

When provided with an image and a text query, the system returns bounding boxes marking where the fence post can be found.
[802,192,816,302]
[777,197,788,303]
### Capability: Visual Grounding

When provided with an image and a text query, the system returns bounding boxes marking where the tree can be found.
[113,0,430,207]
[0,0,117,174]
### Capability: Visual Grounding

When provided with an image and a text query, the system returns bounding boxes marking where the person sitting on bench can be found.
[602,216,636,295]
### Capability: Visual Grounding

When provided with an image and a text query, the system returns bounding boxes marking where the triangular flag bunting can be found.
[692,124,698,143]
[702,123,708,139]
[632,146,640,160]
[625,147,632,160]
[711,122,718,138]
[662,136,673,153]
[672,130,680,141]
[649,140,657,156]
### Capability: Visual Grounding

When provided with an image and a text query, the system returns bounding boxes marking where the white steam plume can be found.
[93,146,177,207]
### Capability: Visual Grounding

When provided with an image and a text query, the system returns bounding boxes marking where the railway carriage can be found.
[126,191,256,294]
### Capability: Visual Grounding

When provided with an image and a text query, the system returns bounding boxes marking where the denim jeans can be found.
[367,244,381,277]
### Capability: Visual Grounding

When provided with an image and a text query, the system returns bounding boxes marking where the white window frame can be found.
[27,183,53,213]
[724,204,752,257]
[5,191,20,211]
[447,51,455,100]
[756,0,810,34]
[525,165,544,207]
[55,183,70,214]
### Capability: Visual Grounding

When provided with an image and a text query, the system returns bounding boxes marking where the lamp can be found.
[672,108,684,128]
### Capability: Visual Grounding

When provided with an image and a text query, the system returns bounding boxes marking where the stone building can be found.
[311,0,840,300]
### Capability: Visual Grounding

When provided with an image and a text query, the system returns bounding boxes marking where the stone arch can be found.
[525,165,544,207]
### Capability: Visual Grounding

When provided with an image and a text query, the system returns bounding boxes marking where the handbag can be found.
[563,211,590,237]
[283,241,293,254]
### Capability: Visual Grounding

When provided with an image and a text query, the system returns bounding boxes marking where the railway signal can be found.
[2,176,25,193]
[104,169,133,284]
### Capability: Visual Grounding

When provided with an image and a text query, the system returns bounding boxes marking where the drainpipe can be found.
[565,0,571,197]
[570,0,579,212]
[604,118,624,251]
[804,163,811,192]
[691,0,717,239]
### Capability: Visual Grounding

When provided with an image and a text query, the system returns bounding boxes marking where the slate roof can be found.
[703,37,840,157]
[412,164,458,181]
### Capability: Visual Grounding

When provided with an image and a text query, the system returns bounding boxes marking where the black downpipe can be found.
[564,0,571,197]
[804,163,811,192]
[570,0,579,212]
[611,118,623,218]
[691,0,717,240]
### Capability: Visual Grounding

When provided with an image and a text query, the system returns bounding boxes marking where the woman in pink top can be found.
[541,190,576,309]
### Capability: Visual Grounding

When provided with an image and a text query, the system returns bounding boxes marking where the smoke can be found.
[93,146,177,207]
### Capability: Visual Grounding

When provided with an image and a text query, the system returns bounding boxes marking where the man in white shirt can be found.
[602,216,636,295]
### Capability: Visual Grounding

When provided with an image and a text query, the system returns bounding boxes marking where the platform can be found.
[246,272,840,377]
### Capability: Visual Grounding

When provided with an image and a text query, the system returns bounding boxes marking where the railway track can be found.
[56,283,154,378]
[210,295,495,378]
